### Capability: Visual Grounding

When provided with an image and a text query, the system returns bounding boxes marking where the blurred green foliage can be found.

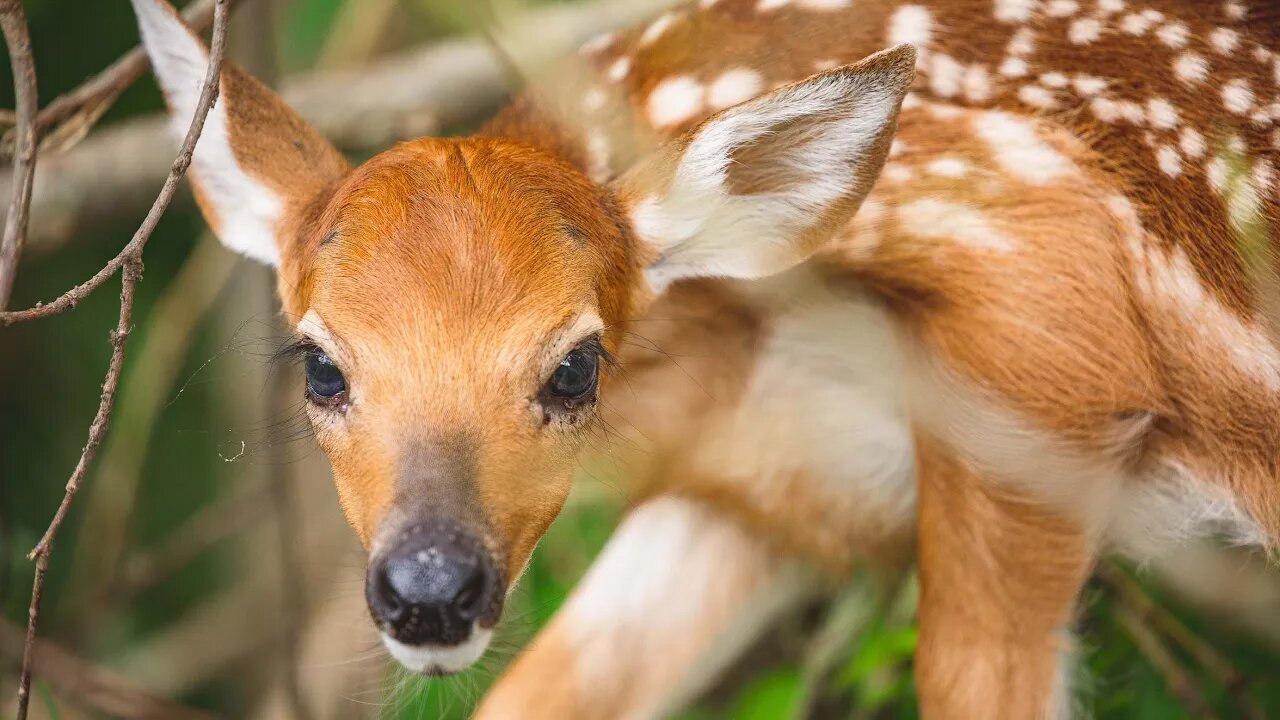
[3,2,1280,719]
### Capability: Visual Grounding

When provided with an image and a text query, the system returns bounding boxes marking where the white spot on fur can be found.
[1222,78,1254,114]
[1000,57,1029,78]
[1157,22,1190,49]
[889,139,907,157]
[1255,160,1275,193]
[1147,98,1179,129]
[1179,127,1206,158]
[1018,84,1058,109]
[1046,0,1079,17]
[1210,27,1240,55]
[640,12,678,46]
[1207,156,1228,192]
[708,68,765,110]
[927,157,970,177]
[1069,18,1103,45]
[1091,97,1120,122]
[963,65,994,102]
[796,0,851,8]
[995,0,1037,22]
[579,32,614,56]
[813,58,840,71]
[929,53,964,97]
[888,5,933,48]
[1173,53,1209,85]
[758,0,790,10]
[1156,144,1182,176]
[607,56,632,83]
[882,163,914,183]
[1117,100,1146,124]
[1008,27,1036,56]
[1072,74,1107,95]
[647,76,705,128]
[1098,0,1125,13]
[897,198,1017,252]
[1121,12,1155,35]
[1224,1,1247,21]
[1040,72,1070,88]
[974,111,1074,184]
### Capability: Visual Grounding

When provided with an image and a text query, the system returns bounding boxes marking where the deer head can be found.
[131,0,913,674]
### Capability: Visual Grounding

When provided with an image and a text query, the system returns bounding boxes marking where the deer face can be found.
[132,0,912,674]
[284,139,637,670]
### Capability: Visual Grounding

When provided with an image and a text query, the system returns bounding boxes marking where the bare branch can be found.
[0,0,38,310]
[1102,563,1266,720]
[0,3,236,325]
[1113,600,1215,720]
[8,0,239,156]
[13,3,232,716]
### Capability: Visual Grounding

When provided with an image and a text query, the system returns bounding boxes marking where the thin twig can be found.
[1101,563,1266,720]
[13,4,231,717]
[0,8,233,327]
[1113,600,1215,720]
[0,0,38,310]
[4,0,236,157]
[62,235,238,625]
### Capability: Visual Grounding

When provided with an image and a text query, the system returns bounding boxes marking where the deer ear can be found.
[132,0,349,266]
[612,45,915,292]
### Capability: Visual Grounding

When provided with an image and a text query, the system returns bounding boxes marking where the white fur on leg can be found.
[131,0,283,265]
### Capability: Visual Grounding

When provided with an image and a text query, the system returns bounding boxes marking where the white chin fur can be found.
[382,626,493,675]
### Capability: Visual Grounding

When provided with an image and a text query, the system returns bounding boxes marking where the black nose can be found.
[367,524,499,646]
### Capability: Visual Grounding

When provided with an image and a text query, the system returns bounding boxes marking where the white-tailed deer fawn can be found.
[132,0,1279,716]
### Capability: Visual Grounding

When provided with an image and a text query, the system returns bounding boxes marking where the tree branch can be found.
[5,0,240,160]
[12,3,231,717]
[0,0,38,310]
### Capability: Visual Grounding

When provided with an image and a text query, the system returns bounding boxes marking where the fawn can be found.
[131,0,1280,716]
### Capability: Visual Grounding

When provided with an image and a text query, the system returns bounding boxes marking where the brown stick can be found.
[1112,597,1215,720]
[0,8,236,327]
[0,0,38,310]
[12,4,231,717]
[1101,563,1266,720]
[15,0,235,152]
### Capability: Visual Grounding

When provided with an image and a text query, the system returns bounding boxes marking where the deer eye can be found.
[547,347,599,400]
[305,348,346,402]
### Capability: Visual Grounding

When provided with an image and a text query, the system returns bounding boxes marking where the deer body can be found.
[130,0,1280,717]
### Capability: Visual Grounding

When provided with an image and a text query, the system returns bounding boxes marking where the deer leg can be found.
[914,433,1094,720]
[475,494,807,720]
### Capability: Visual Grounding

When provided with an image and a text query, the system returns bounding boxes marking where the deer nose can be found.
[367,525,497,646]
